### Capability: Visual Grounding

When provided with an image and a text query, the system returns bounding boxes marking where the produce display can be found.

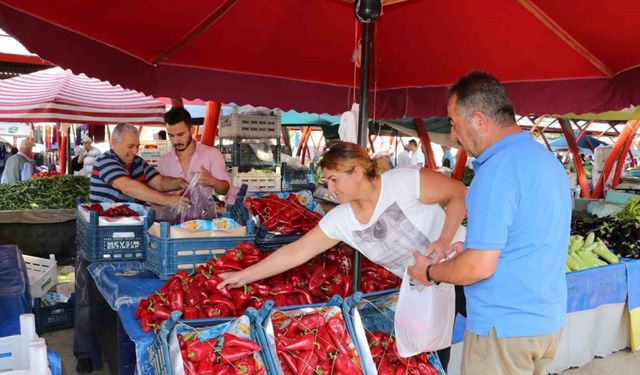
[135,243,360,331]
[271,308,362,375]
[0,175,89,210]
[32,170,61,178]
[360,257,401,293]
[178,332,264,375]
[82,203,140,217]
[246,194,322,235]
[616,197,640,222]
[366,331,440,375]
[565,232,619,272]
[572,213,640,259]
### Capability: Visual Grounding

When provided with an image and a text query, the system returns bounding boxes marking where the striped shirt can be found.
[89,150,159,203]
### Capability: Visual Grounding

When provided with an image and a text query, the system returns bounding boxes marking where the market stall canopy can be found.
[548,133,608,150]
[0,67,165,125]
[2,1,640,118]
[555,106,640,122]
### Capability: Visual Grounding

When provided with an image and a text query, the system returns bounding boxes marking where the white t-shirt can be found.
[319,168,466,277]
[410,150,425,167]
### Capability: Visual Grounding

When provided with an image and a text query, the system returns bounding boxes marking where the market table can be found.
[88,259,640,375]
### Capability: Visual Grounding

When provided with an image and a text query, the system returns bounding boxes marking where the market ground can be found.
[43,328,640,375]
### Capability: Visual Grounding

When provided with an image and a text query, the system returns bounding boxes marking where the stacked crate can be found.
[218,107,282,192]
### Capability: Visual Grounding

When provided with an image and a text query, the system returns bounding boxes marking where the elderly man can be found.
[1,139,34,184]
[74,135,101,177]
[409,72,570,375]
[75,123,189,373]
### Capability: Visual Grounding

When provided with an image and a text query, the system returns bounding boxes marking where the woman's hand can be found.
[217,271,247,289]
[425,238,450,263]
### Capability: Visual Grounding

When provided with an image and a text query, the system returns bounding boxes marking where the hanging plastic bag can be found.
[394,268,455,357]
[172,173,217,224]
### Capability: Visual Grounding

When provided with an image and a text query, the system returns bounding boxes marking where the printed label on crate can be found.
[104,239,143,250]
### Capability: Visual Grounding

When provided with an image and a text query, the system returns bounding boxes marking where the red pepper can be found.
[341,275,352,297]
[248,296,266,310]
[241,254,262,266]
[416,362,439,375]
[294,289,314,305]
[183,306,200,320]
[134,298,150,319]
[317,326,337,353]
[247,282,270,297]
[280,351,298,373]
[140,313,155,332]
[205,275,224,293]
[204,304,230,318]
[229,286,251,313]
[225,249,245,263]
[220,346,253,362]
[270,284,294,295]
[212,365,230,375]
[152,305,171,321]
[184,359,197,375]
[187,341,214,362]
[309,263,339,290]
[196,358,215,374]
[236,242,261,256]
[215,257,244,272]
[282,333,316,352]
[169,290,184,311]
[185,285,202,307]
[300,313,324,330]
[334,353,361,373]
[273,294,288,307]
[326,316,350,356]
[297,351,318,375]
[223,333,261,352]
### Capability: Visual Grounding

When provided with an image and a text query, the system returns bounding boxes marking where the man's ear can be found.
[473,111,491,134]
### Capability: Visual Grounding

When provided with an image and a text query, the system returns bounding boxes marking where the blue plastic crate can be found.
[76,202,154,261]
[0,244,32,337]
[254,295,369,375]
[148,310,268,375]
[144,219,255,280]
[33,294,75,334]
[342,289,446,375]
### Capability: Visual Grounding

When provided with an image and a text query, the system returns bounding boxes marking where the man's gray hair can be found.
[448,71,516,127]
[111,123,139,144]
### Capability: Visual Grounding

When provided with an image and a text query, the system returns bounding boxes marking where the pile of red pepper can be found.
[82,203,140,217]
[360,257,401,294]
[366,331,440,375]
[135,242,358,332]
[32,170,61,178]
[273,309,363,375]
[246,194,322,235]
[178,332,265,375]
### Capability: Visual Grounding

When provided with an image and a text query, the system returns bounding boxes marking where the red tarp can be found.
[1,1,640,118]
[0,67,165,125]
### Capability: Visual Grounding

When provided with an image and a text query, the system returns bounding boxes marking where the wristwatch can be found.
[426,265,440,285]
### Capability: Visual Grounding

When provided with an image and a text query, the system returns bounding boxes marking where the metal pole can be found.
[357,21,373,148]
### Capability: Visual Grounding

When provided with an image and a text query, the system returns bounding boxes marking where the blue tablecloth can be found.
[88,261,164,375]
[452,262,630,344]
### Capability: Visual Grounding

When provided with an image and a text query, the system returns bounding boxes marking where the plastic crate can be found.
[0,314,51,374]
[220,141,281,171]
[76,202,154,261]
[33,295,74,334]
[144,219,255,280]
[254,296,367,375]
[254,226,302,252]
[230,167,281,193]
[0,245,32,337]
[218,109,281,139]
[148,310,269,375]
[343,290,446,375]
[138,140,172,166]
[281,162,316,192]
[23,254,57,299]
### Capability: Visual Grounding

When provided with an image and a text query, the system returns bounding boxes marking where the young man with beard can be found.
[158,107,230,195]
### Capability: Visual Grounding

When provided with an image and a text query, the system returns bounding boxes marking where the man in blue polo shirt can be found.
[409,72,571,375]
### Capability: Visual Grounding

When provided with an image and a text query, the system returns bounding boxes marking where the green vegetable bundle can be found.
[0,175,89,210]
[565,232,619,272]
[616,197,640,222]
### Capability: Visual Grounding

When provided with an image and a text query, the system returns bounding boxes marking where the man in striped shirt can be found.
[76,122,188,373]
[89,122,189,206]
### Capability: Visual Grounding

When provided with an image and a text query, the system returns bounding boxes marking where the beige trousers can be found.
[461,328,563,375]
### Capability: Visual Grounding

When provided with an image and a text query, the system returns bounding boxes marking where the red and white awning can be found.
[0,67,165,125]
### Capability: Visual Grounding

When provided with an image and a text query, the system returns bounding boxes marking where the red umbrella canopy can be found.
[1,0,640,118]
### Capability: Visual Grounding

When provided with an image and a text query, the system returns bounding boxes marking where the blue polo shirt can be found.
[464,131,571,338]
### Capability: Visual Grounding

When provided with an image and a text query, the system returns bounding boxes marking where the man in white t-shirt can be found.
[408,139,425,167]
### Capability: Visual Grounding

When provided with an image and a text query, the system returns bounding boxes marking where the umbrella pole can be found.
[356,20,373,148]
[559,119,591,198]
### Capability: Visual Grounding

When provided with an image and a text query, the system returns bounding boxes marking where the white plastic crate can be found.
[22,254,57,299]
[0,314,51,374]
[218,108,281,139]
[139,140,172,166]
[231,168,281,192]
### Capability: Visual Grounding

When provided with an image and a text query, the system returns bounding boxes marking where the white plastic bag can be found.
[394,268,455,357]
